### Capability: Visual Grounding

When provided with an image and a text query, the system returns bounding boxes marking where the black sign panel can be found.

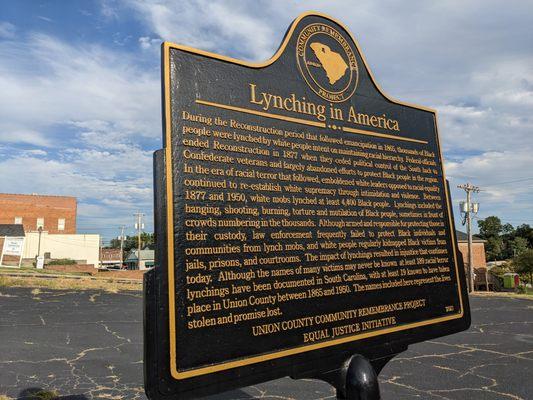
[145,11,470,399]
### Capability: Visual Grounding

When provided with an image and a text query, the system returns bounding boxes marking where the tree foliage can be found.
[485,236,504,261]
[108,233,155,253]
[515,224,533,247]
[513,249,533,284]
[510,237,529,256]
[478,216,503,239]
[477,217,533,261]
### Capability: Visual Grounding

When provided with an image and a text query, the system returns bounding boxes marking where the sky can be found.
[0,0,532,243]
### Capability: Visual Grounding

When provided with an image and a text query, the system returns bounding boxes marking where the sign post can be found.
[0,237,24,268]
[145,12,470,399]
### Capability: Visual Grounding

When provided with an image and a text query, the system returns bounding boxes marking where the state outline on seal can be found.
[296,22,359,103]
[309,42,348,85]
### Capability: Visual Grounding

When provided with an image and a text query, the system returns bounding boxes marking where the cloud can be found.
[37,16,53,23]
[1,1,532,238]
[124,0,533,228]
[0,128,51,147]
[138,36,160,50]
[99,0,119,20]
[0,33,160,145]
[0,21,16,39]
[445,149,533,230]
[0,30,160,240]
[126,0,277,60]
[0,152,153,234]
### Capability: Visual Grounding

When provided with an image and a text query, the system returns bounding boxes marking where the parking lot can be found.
[0,288,531,399]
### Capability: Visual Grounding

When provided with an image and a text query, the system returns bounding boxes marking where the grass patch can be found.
[46,258,76,265]
[0,394,12,400]
[0,266,91,277]
[472,291,533,300]
[0,275,141,292]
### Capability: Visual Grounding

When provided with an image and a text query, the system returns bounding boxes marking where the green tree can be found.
[513,249,533,285]
[514,224,533,248]
[140,232,155,249]
[510,237,529,257]
[478,216,503,239]
[477,217,532,261]
[478,216,505,260]
[502,223,514,235]
[500,223,516,259]
[485,236,504,261]
[108,233,155,253]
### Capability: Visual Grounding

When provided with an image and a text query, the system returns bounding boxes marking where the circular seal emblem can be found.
[296,23,358,103]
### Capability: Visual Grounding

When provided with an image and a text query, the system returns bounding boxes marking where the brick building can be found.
[0,193,77,234]
[100,248,123,268]
[455,230,494,290]
[456,230,487,269]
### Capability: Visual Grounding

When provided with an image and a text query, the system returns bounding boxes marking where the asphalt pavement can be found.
[0,288,531,399]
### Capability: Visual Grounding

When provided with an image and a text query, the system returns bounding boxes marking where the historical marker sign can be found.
[145,12,470,399]
[2,237,24,256]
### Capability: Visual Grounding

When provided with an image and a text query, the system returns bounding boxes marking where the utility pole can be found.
[458,183,480,293]
[119,225,126,269]
[99,237,103,268]
[134,213,145,270]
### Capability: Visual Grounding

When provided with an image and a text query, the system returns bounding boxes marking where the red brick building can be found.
[456,230,494,290]
[100,248,123,268]
[456,230,487,269]
[0,193,77,234]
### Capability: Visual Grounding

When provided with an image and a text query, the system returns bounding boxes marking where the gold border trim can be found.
[196,99,326,128]
[162,11,464,380]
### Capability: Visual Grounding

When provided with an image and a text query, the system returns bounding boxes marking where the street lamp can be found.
[35,226,44,269]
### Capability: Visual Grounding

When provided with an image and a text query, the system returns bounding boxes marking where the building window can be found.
[58,218,65,231]
[37,217,44,230]
[14,216,22,224]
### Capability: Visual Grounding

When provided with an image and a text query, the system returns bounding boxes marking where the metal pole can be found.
[337,355,380,399]
[119,225,125,269]
[0,236,5,266]
[37,226,43,258]
[458,183,480,293]
[99,237,103,268]
[138,215,142,270]
[466,190,474,293]
[135,213,144,270]
[484,243,490,292]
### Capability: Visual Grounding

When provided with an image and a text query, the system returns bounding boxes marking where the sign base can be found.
[338,354,381,399]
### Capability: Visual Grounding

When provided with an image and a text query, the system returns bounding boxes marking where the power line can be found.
[479,177,533,188]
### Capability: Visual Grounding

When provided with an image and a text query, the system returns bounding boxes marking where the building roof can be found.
[126,249,155,261]
[0,224,25,237]
[456,230,484,242]
[0,192,76,200]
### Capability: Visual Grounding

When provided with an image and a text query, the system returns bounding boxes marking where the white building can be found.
[22,232,100,267]
[125,249,155,270]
